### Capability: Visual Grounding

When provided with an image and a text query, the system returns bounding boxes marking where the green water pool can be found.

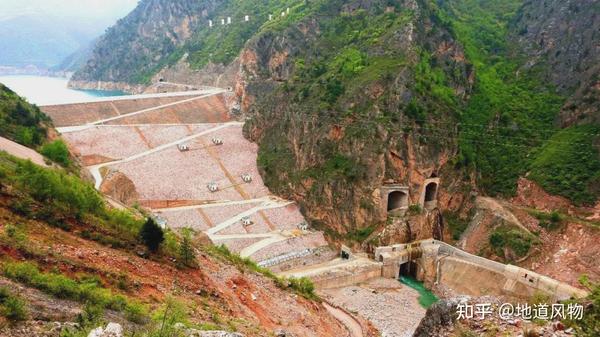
[399,276,439,309]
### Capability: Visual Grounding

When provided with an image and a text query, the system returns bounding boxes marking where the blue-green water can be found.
[400,276,439,309]
[0,75,127,105]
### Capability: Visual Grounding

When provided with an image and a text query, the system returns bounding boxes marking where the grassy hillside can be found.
[437,0,599,204]
[0,148,329,335]
[0,84,49,147]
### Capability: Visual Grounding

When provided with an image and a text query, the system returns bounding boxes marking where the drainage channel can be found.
[399,276,439,309]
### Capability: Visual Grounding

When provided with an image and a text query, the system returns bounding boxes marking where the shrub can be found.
[346,225,376,242]
[2,224,28,248]
[288,277,318,301]
[0,286,28,321]
[178,228,197,268]
[14,160,104,219]
[444,211,469,241]
[40,140,71,167]
[489,226,536,259]
[530,210,563,231]
[560,276,599,336]
[408,204,422,215]
[124,301,148,324]
[529,125,600,205]
[1,261,145,322]
[140,218,164,252]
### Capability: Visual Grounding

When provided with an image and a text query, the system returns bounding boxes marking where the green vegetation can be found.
[147,297,190,337]
[178,228,197,268]
[345,225,376,242]
[0,286,28,322]
[444,211,470,241]
[206,244,318,301]
[287,277,318,301]
[140,218,165,253]
[529,125,600,205]
[438,0,566,197]
[129,0,303,83]
[0,152,144,244]
[40,139,71,167]
[489,225,537,259]
[562,276,600,336]
[0,84,48,147]
[1,261,147,323]
[407,204,423,215]
[528,209,564,231]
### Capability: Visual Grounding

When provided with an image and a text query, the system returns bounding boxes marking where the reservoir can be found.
[0,75,126,105]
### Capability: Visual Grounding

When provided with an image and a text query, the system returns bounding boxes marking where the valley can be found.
[1,0,599,336]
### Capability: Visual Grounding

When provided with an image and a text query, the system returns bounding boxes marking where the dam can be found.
[284,239,587,302]
[40,91,335,271]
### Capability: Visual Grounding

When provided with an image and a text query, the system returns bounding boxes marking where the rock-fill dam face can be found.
[375,240,587,302]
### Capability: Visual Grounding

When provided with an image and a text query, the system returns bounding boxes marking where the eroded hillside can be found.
[0,151,351,336]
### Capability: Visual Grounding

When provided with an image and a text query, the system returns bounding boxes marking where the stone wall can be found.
[376,240,587,301]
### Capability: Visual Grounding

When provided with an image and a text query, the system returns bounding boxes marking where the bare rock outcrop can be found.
[99,170,139,206]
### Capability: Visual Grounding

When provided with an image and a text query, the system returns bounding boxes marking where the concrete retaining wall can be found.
[376,239,587,301]
[312,263,382,289]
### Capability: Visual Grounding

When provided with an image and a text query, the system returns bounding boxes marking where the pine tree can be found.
[140,218,164,252]
[179,228,196,267]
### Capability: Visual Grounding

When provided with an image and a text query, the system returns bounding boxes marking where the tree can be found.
[40,140,71,167]
[178,228,196,268]
[140,218,164,252]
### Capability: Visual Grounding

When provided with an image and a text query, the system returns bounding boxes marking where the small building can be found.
[241,173,252,183]
[244,15,249,22]
[207,182,219,192]
[212,138,223,145]
[241,216,253,226]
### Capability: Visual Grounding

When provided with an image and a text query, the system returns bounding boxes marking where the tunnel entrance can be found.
[387,191,408,211]
[424,183,438,202]
[399,261,418,278]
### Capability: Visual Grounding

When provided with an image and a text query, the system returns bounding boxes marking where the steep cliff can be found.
[240,0,473,234]
[512,0,600,126]
[70,0,300,92]
[70,0,600,236]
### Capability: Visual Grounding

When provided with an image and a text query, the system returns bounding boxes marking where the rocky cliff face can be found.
[512,0,600,126]
[71,0,220,87]
[69,0,599,239]
[239,0,473,234]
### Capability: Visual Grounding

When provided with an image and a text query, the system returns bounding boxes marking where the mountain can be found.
[53,39,97,73]
[0,89,348,337]
[0,83,49,147]
[0,14,105,69]
[512,0,600,126]
[70,0,600,232]
[0,0,139,71]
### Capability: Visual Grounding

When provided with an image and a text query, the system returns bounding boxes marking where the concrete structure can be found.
[280,256,383,289]
[375,240,588,302]
[284,239,587,301]
[419,177,440,210]
[381,184,409,216]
